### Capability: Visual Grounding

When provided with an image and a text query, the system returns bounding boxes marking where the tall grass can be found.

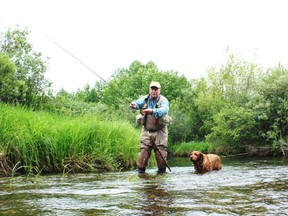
[0,103,140,175]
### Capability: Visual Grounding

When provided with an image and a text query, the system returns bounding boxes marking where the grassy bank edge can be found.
[0,104,140,177]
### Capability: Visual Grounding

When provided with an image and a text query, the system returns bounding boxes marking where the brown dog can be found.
[190,151,222,173]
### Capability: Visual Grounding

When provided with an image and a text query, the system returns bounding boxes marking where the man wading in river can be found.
[130,81,172,174]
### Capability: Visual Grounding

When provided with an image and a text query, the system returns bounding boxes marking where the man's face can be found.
[150,86,160,99]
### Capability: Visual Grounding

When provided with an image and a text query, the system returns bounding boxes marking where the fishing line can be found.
[44,34,131,104]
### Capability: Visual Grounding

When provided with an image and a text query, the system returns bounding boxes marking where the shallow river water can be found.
[1,157,288,215]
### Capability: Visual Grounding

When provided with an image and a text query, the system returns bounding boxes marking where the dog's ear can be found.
[198,152,204,160]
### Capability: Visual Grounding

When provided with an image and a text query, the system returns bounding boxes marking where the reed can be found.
[0,103,140,175]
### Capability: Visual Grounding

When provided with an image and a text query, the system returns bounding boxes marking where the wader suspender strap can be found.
[140,95,165,131]
[142,95,163,112]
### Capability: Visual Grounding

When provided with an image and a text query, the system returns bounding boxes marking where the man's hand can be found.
[130,102,137,109]
[143,109,153,115]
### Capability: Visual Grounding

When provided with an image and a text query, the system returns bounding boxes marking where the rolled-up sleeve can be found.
[153,98,169,118]
[134,96,146,109]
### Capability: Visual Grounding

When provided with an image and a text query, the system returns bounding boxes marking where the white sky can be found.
[1,0,288,92]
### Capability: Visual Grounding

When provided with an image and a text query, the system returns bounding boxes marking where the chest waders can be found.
[148,131,171,172]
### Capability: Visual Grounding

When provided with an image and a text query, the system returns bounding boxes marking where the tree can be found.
[101,60,191,108]
[249,65,288,148]
[74,83,103,103]
[190,54,262,140]
[0,53,17,103]
[0,26,51,107]
[206,105,258,154]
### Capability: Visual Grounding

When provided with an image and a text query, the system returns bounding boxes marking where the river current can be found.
[1,157,288,215]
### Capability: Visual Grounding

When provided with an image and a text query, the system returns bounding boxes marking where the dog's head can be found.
[189,151,203,162]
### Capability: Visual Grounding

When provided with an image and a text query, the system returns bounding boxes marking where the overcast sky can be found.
[1,0,288,92]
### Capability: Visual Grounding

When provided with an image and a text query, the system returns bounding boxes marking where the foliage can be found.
[100,60,191,107]
[0,53,17,103]
[0,103,140,176]
[206,106,259,154]
[169,78,208,142]
[193,54,261,136]
[74,82,104,103]
[247,65,288,148]
[169,96,196,142]
[195,57,287,155]
[0,26,51,108]
[43,88,100,116]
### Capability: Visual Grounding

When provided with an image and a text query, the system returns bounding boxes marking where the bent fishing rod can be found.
[44,34,132,104]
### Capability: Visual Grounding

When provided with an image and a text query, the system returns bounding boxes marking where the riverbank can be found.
[1,104,286,177]
[1,145,285,177]
[0,104,140,177]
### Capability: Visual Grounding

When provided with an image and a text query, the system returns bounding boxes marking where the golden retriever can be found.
[190,151,222,173]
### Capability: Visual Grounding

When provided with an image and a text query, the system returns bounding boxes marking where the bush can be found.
[206,105,258,153]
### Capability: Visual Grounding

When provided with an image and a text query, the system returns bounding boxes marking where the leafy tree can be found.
[100,61,158,107]
[0,53,17,103]
[74,82,103,103]
[169,80,205,142]
[101,60,191,108]
[248,65,288,148]
[0,26,51,107]
[169,96,196,142]
[207,53,260,104]
[191,54,261,140]
[206,105,258,154]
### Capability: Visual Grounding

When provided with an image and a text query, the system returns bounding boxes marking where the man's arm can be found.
[153,98,169,118]
[130,96,146,110]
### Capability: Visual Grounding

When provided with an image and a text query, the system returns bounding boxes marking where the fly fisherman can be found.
[130,81,172,174]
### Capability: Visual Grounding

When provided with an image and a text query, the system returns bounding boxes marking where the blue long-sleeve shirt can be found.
[134,95,169,118]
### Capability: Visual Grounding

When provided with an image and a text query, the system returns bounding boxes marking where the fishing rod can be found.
[148,131,171,172]
[44,34,132,104]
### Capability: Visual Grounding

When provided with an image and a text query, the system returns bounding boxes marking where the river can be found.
[1,156,288,215]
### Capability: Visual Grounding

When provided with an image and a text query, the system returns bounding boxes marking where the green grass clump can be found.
[0,103,140,176]
[169,141,213,156]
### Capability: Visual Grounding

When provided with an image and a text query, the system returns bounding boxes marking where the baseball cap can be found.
[149,81,161,89]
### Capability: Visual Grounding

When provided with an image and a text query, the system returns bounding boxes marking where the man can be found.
[130,81,171,174]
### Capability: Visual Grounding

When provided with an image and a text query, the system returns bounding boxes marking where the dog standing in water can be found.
[190,151,222,173]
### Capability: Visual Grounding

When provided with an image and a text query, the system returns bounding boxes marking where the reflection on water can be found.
[0,157,288,215]
[136,174,172,215]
